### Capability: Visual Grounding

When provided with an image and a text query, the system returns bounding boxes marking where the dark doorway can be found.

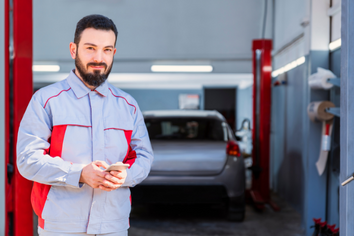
[204,88,236,131]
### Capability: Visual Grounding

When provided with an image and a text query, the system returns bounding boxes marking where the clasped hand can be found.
[79,160,127,192]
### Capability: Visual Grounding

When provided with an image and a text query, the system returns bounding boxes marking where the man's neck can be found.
[74,68,96,91]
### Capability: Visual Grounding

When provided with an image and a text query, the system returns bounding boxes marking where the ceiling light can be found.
[329,38,341,51]
[33,65,60,72]
[271,56,306,77]
[151,65,213,73]
[296,57,305,65]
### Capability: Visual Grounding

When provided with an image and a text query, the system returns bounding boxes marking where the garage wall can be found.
[271,61,308,214]
[273,0,309,53]
[271,0,311,211]
[122,88,202,112]
[271,1,332,235]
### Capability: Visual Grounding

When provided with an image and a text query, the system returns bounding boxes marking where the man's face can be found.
[70,28,116,88]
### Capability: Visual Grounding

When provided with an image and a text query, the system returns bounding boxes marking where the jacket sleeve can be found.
[122,104,154,187]
[16,94,84,188]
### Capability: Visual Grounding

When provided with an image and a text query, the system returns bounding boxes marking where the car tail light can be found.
[226,140,241,157]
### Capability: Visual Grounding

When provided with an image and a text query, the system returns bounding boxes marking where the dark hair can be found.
[74,14,118,46]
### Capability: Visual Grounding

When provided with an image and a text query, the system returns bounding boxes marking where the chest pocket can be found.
[52,115,91,127]
[103,116,134,164]
[51,115,92,164]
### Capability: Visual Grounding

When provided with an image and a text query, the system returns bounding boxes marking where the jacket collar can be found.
[67,70,108,98]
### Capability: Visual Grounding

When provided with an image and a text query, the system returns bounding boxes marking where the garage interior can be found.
[1,0,351,235]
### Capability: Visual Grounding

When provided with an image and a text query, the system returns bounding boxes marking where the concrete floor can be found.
[128,194,305,236]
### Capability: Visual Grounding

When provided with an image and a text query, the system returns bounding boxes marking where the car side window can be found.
[227,124,236,141]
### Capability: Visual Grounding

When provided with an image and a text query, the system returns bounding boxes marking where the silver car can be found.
[132,110,245,221]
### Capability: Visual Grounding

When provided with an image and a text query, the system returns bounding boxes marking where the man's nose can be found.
[93,50,104,63]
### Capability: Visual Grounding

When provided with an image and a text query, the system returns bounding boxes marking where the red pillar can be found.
[5,0,34,235]
[4,0,10,234]
[250,39,276,210]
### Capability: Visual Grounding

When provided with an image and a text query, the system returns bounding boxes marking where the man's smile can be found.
[89,65,105,69]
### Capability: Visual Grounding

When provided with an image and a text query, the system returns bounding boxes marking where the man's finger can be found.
[100,179,120,189]
[99,185,114,192]
[105,174,121,183]
[110,170,124,178]
[94,160,109,169]
[95,170,109,178]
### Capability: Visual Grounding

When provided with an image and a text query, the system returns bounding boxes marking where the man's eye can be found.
[87,47,94,50]
[105,49,112,52]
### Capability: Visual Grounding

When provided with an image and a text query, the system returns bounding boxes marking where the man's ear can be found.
[69,42,77,59]
[113,48,117,56]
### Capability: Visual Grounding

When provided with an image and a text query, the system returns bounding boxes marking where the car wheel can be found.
[227,209,245,222]
[227,193,245,222]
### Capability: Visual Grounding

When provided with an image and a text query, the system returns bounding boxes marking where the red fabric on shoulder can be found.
[32,125,67,229]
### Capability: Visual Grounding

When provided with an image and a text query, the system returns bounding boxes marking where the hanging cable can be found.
[262,0,268,38]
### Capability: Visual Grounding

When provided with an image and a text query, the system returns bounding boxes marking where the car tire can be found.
[227,192,245,222]
[227,209,245,222]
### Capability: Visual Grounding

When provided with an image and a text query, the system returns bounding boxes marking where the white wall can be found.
[310,0,330,51]
[273,0,310,70]
[273,0,332,69]
[330,0,341,41]
[273,0,309,52]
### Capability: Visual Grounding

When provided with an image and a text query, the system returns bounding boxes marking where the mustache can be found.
[87,62,107,69]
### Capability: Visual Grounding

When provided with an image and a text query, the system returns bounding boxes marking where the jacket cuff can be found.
[66,163,85,188]
[122,168,135,187]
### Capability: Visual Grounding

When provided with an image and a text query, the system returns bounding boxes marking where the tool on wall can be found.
[307,101,335,175]
[307,68,340,176]
[309,67,337,90]
[273,72,287,86]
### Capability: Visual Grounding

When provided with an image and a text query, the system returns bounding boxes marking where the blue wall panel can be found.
[272,63,306,215]
[270,78,286,192]
[271,51,333,235]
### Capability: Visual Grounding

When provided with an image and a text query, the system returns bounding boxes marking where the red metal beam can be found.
[4,0,10,235]
[251,39,278,211]
[12,0,33,235]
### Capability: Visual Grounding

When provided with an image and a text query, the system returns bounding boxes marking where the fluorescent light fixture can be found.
[151,65,213,73]
[296,57,305,65]
[271,56,306,77]
[329,38,341,51]
[33,65,60,72]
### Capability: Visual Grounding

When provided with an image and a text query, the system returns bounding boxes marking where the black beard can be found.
[75,53,113,88]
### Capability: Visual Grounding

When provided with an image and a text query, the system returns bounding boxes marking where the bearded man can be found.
[16,14,153,236]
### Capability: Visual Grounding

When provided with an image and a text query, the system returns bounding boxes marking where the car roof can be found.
[142,110,226,121]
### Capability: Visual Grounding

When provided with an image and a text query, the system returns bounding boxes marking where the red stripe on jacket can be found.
[108,88,137,114]
[43,88,71,109]
[32,125,67,229]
